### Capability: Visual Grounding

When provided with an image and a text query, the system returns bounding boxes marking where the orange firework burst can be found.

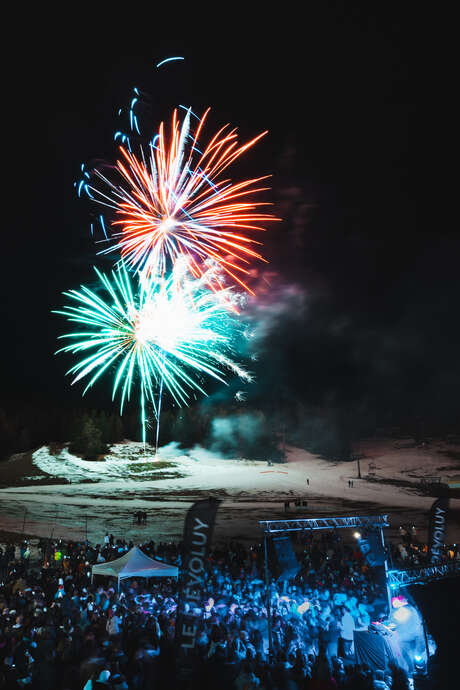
[92,108,278,294]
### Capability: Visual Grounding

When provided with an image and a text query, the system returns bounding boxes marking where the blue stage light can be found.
[394,606,411,623]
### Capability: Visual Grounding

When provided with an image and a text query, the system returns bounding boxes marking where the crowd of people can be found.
[0,527,449,689]
[390,525,460,568]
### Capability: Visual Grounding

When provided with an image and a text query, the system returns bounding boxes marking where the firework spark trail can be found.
[54,260,251,443]
[85,109,278,294]
[156,56,185,68]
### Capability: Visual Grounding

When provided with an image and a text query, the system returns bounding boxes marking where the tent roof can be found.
[91,546,178,580]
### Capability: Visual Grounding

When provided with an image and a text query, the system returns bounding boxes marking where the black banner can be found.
[175,497,220,652]
[357,531,386,567]
[428,497,449,563]
[270,535,300,580]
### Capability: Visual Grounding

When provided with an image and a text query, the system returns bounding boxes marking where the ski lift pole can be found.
[21,509,27,537]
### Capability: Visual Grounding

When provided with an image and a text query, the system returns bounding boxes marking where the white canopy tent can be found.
[91,546,178,588]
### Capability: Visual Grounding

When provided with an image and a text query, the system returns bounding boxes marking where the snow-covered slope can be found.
[0,438,458,543]
[24,439,460,508]
[32,442,185,482]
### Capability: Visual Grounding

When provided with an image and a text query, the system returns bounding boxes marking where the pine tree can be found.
[157,410,174,446]
[71,414,106,459]
[109,414,124,443]
[18,427,31,453]
[68,411,83,444]
[172,409,196,447]
[97,410,110,445]
[0,408,12,459]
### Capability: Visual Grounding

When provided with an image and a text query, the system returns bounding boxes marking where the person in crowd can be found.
[338,605,355,657]
[373,668,390,689]
[0,530,436,690]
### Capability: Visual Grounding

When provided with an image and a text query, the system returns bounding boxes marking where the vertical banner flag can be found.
[175,497,220,653]
[357,531,386,567]
[428,496,449,563]
[270,535,301,580]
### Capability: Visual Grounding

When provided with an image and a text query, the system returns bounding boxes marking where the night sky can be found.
[2,10,455,430]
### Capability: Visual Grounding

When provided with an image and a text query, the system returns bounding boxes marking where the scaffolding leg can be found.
[264,535,273,660]
[380,527,392,615]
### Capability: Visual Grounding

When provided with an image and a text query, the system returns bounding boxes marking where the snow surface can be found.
[32,443,184,482]
[26,439,460,508]
[0,439,458,543]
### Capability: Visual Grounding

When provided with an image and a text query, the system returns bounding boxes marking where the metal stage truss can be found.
[259,514,389,534]
[259,514,390,659]
[388,561,460,588]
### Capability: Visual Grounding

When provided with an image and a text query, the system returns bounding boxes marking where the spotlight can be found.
[353,532,361,539]
[413,653,427,678]
[394,606,411,623]
[391,595,407,608]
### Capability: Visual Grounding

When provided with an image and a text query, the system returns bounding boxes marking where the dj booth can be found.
[354,625,408,674]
